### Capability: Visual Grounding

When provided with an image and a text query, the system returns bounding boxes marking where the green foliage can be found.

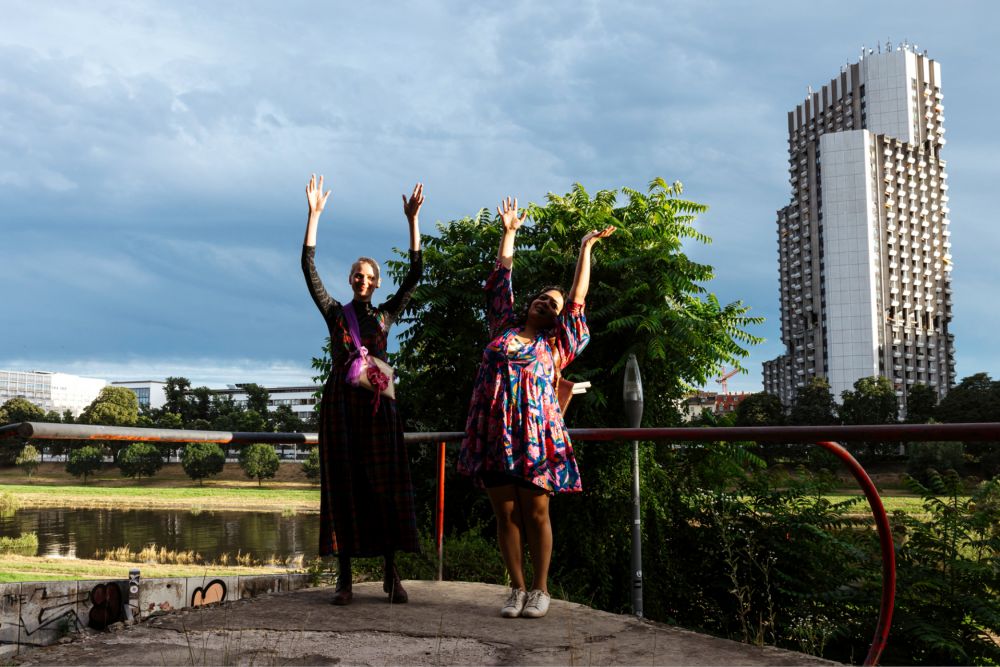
[905,441,965,485]
[15,444,40,478]
[0,398,46,466]
[242,383,270,418]
[935,373,1000,424]
[66,446,104,483]
[181,442,226,485]
[934,373,1000,471]
[0,491,19,514]
[839,376,899,460]
[905,383,938,424]
[238,444,280,486]
[372,179,762,433]
[734,393,784,426]
[789,377,838,426]
[0,397,45,425]
[884,473,1000,665]
[839,376,898,425]
[79,386,139,426]
[270,405,304,433]
[302,446,320,482]
[157,411,184,429]
[164,376,192,419]
[0,532,38,556]
[117,442,164,480]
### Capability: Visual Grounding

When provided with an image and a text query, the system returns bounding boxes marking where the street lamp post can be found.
[623,354,644,618]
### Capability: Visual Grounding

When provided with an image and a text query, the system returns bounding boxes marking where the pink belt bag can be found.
[342,302,396,405]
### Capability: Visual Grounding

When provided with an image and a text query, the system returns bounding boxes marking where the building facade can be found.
[0,370,107,417]
[112,380,167,410]
[194,384,320,423]
[764,45,955,415]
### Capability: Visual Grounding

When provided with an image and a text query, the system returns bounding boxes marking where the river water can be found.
[0,507,320,564]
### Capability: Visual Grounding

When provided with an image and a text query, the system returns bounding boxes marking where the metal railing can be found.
[3,420,999,665]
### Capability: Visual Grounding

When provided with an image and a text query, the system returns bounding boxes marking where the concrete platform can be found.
[11,580,837,665]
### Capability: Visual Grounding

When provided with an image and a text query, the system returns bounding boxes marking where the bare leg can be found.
[487,485,526,591]
[517,486,551,593]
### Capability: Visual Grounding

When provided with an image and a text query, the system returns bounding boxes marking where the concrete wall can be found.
[0,572,311,656]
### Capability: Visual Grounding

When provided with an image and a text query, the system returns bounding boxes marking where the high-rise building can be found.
[763,44,955,414]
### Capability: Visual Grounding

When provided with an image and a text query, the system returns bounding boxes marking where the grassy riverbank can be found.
[0,554,294,583]
[0,462,320,512]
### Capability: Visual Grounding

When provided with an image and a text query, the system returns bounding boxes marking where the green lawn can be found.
[1,483,320,512]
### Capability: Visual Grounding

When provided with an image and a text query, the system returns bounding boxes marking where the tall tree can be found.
[935,373,1000,424]
[905,383,938,424]
[840,376,898,459]
[79,386,139,427]
[362,179,763,434]
[0,397,45,425]
[839,376,898,425]
[163,376,192,418]
[734,393,784,427]
[789,377,838,425]
[242,384,271,418]
[189,386,215,422]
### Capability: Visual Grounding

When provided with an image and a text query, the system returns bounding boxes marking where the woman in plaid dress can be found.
[459,196,614,618]
[301,175,424,605]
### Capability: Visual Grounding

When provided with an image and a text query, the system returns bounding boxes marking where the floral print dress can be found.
[458,260,590,494]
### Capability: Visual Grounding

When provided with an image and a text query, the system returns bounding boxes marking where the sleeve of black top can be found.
[301,245,340,317]
[379,249,423,326]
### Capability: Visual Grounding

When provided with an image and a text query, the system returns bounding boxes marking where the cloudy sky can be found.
[2,1,997,393]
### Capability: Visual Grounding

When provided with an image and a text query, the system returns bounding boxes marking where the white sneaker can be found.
[500,588,527,618]
[520,589,550,618]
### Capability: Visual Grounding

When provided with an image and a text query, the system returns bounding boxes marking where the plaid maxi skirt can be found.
[317,370,419,557]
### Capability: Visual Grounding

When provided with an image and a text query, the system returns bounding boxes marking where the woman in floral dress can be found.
[301,174,424,606]
[458,196,614,619]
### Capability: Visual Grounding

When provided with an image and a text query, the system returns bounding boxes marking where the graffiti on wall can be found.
[0,584,84,647]
[191,579,226,607]
[87,582,124,631]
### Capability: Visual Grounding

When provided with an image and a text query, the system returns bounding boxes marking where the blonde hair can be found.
[349,257,381,286]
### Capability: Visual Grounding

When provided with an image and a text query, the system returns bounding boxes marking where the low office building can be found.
[0,369,107,417]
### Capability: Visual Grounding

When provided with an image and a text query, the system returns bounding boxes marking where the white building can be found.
[112,380,167,410]
[764,44,955,415]
[195,384,320,423]
[0,370,107,417]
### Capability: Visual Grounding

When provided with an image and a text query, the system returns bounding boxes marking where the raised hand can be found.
[402,182,425,223]
[497,196,528,233]
[306,174,331,218]
[581,225,616,247]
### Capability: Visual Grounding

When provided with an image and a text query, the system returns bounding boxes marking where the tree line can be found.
[0,380,320,486]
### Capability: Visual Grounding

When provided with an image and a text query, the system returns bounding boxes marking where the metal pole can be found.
[623,354,644,618]
[436,440,446,582]
[631,437,643,618]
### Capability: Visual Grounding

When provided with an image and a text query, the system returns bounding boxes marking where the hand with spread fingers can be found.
[498,196,528,233]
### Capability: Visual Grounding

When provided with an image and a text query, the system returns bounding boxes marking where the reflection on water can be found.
[0,507,320,563]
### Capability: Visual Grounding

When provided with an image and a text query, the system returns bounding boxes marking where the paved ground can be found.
[11,581,837,666]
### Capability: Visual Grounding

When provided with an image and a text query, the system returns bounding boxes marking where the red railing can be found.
[4,420,999,665]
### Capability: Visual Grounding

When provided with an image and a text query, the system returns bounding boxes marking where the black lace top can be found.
[301,245,422,367]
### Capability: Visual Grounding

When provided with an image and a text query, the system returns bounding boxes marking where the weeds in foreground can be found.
[0,532,38,556]
[95,543,302,569]
[0,491,19,515]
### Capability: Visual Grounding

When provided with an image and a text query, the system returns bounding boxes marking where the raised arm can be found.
[380,183,426,322]
[401,182,424,252]
[496,196,528,269]
[303,173,331,248]
[301,174,338,316]
[568,226,616,305]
